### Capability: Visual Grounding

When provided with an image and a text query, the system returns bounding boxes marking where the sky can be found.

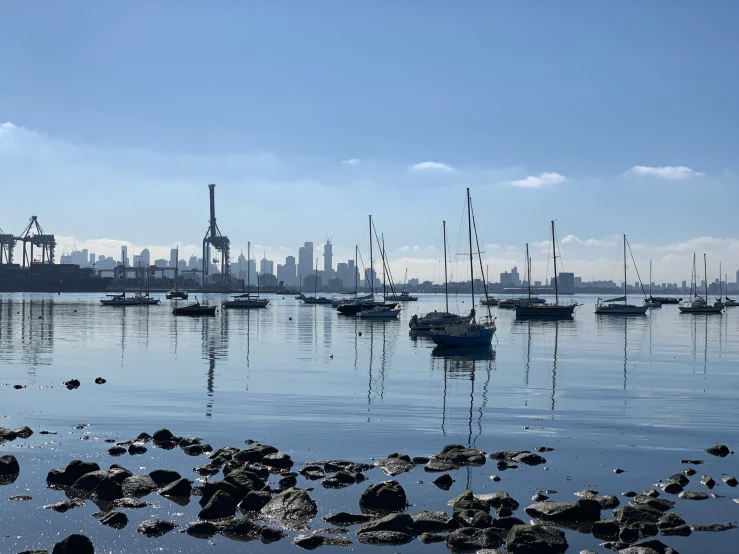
[1,1,739,285]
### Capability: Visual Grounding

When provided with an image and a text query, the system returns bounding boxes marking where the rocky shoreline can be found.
[1,425,737,553]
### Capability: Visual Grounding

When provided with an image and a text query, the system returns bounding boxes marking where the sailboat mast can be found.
[443,220,449,313]
[314,257,318,297]
[649,260,652,298]
[526,243,531,301]
[354,245,358,295]
[466,188,475,310]
[382,234,386,301]
[720,262,722,300]
[623,235,627,303]
[551,220,559,305]
[704,254,708,301]
[247,242,250,291]
[369,215,373,295]
[175,246,179,287]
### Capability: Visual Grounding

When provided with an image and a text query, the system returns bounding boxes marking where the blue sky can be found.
[1,1,738,283]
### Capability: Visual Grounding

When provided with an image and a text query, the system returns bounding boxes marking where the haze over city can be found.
[2,1,738,285]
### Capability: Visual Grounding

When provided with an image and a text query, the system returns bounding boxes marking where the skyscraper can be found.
[323,240,333,279]
[298,242,313,281]
[140,248,151,267]
[260,256,274,276]
[121,246,129,267]
[170,248,178,268]
[277,255,297,286]
[237,252,247,282]
[247,259,257,285]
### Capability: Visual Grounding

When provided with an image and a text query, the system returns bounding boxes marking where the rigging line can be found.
[371,221,398,297]
[469,199,493,321]
[626,237,648,297]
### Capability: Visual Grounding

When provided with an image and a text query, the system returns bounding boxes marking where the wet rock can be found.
[122,475,157,497]
[435,444,486,466]
[622,521,659,541]
[99,511,128,529]
[445,527,505,552]
[497,506,513,518]
[642,489,660,498]
[412,456,430,464]
[497,460,518,471]
[537,446,554,452]
[194,464,220,477]
[615,468,626,474]
[44,500,84,513]
[533,493,549,502]
[513,452,547,466]
[72,470,111,491]
[149,469,181,486]
[183,444,208,456]
[151,428,174,442]
[324,512,373,525]
[691,523,736,532]
[9,495,32,501]
[356,530,414,545]
[489,517,524,531]
[279,475,297,489]
[450,490,490,513]
[260,525,287,544]
[706,444,730,458]
[63,379,81,390]
[678,490,709,500]
[683,467,696,476]
[507,524,568,554]
[617,547,660,554]
[431,474,453,490]
[622,491,638,498]
[358,513,415,535]
[488,450,529,461]
[667,473,689,487]
[419,532,445,543]
[91,476,124,501]
[94,377,106,384]
[377,455,415,476]
[476,491,520,511]
[13,426,33,438]
[411,510,456,532]
[200,480,243,507]
[454,508,493,528]
[659,482,683,495]
[128,443,147,455]
[490,474,501,482]
[681,459,703,465]
[261,488,318,529]
[239,490,272,511]
[138,518,178,537]
[0,454,20,477]
[525,499,601,522]
[108,446,126,456]
[425,458,458,472]
[51,534,93,554]
[660,524,692,536]
[135,432,152,442]
[299,465,325,480]
[592,519,620,540]
[359,480,407,513]
[701,474,716,489]
[657,513,686,529]
[186,520,217,538]
[293,534,351,549]
[574,489,599,498]
[322,471,358,489]
[208,446,238,459]
[613,505,664,525]
[113,497,148,508]
[47,460,100,487]
[199,489,237,520]
[159,478,192,497]
[630,496,674,512]
[597,495,621,509]
[215,518,262,541]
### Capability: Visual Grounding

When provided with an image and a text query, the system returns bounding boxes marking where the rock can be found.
[72,470,110,492]
[122,475,157,497]
[324,512,373,525]
[435,444,486,466]
[667,473,689,487]
[108,446,126,456]
[215,518,262,541]
[44,500,84,512]
[419,532,445,543]
[507,524,568,554]
[613,505,664,524]
[136,432,152,442]
[524,499,601,522]
[497,461,518,471]
[356,530,414,545]
[186,520,217,538]
[597,495,621,509]
[51,534,93,554]
[199,480,243,507]
[138,518,178,537]
[238,490,272,511]
[151,428,174,442]
[377,456,415,476]
[412,456,430,464]
[490,516,525,531]
[658,513,686,529]
[497,506,513,517]
[681,459,703,465]
[280,473,299,489]
[659,482,683,495]
[183,444,208,456]
[128,443,147,455]
[322,471,358,489]
[660,524,692,536]
[678,491,709,500]
[358,513,415,535]
[592,519,620,540]
[691,523,736,532]
[293,534,351,549]
[622,521,659,540]
[63,379,81,390]
[425,458,459,472]
[299,465,325,480]
[13,426,33,438]
[0,454,20,476]
[149,469,181,486]
[94,377,106,384]
[47,460,100,487]
[490,474,501,482]
[91,476,124,500]
[99,511,128,529]
[701,474,716,489]
[643,489,660,498]
[450,490,490,513]
[433,473,454,490]
[194,464,220,477]
[411,510,456,533]
[261,488,318,529]
[446,527,504,551]
[630,496,674,512]
[454,508,493,529]
[622,491,638,497]
[513,452,547,466]
[199,489,237,520]
[159,478,192,497]
[721,475,737,487]
[537,446,554,452]
[706,444,730,457]
[683,467,697,476]
[615,468,626,474]
[617,547,660,554]
[533,493,549,502]
[476,491,520,511]
[488,450,529,461]
[359,480,407,513]
[574,489,599,498]
[113,497,148,508]
[9,495,32,501]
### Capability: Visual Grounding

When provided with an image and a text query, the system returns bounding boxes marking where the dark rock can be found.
[622,491,638,497]
[299,465,325,480]
[488,450,530,461]
[243,443,278,460]
[194,464,220,477]
[497,506,513,517]
[359,480,407,513]
[680,459,703,465]
[419,532,445,543]
[658,513,686,529]
[0,454,20,476]
[279,475,297,489]
[63,379,81,390]
[199,489,237,520]
[411,510,456,533]
[113,497,148,508]
[722,475,738,487]
[91,476,124,500]
[446,527,505,551]
[497,460,518,471]
[513,452,547,466]
[200,480,243,507]
[592,519,620,540]
[451,490,490,513]
[617,548,660,554]
[99,511,128,529]
[186,520,217,538]
[261,488,318,529]
[436,444,486,466]
[613,505,664,524]
[224,468,265,496]
[51,534,93,554]
[108,446,126,456]
[454,508,493,528]
[293,533,350,549]
[122,475,157,497]
[597,495,621,509]
[490,474,501,482]
[377,456,415,476]
[158,440,177,450]
[491,516,526,531]
[324,512,373,525]
[183,444,208,456]
[13,426,33,438]
[215,518,262,541]
[536,446,554,452]
[0,427,18,441]
[47,460,100,487]
[630,496,674,512]
[128,443,147,455]
[424,458,458,472]
[476,491,520,511]
[358,513,415,535]
[678,490,709,500]
[208,446,238,459]
[356,530,414,545]
[525,499,601,522]
[12,384,23,389]
[238,490,272,511]
[149,469,181,486]
[706,444,730,457]
[659,482,683,495]
[151,428,174,442]
[259,527,287,543]
[322,471,357,489]
[72,470,110,492]
[691,523,736,532]
[574,489,599,498]
[643,489,660,498]
[108,466,133,484]
[136,432,152,442]
[9,495,32,501]
[667,473,689,487]
[533,493,549,502]
[622,521,659,540]
[615,468,626,474]
[178,437,201,447]
[660,524,692,536]
[44,500,84,512]
[683,467,697,476]
[412,456,430,464]
[138,518,178,537]
[433,473,454,490]
[159,478,192,497]
[94,377,106,384]
[507,524,568,554]
[701,474,716,489]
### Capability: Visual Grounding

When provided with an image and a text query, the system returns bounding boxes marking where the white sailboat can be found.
[223,242,270,308]
[643,261,661,308]
[303,257,332,304]
[595,235,648,315]
[678,254,723,314]
[357,227,400,318]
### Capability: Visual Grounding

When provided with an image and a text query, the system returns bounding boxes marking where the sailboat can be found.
[643,261,661,308]
[595,235,649,315]
[409,220,467,331]
[223,242,270,308]
[515,222,579,318]
[725,269,739,306]
[173,296,217,316]
[101,265,147,306]
[333,245,373,307]
[303,258,333,304]
[166,247,188,300]
[429,188,496,347]
[358,229,400,318]
[385,269,418,302]
[678,254,723,313]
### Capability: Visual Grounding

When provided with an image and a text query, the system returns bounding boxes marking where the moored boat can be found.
[678,254,723,314]
[100,293,144,306]
[173,298,216,316]
[223,294,269,308]
[595,235,649,316]
[357,305,400,319]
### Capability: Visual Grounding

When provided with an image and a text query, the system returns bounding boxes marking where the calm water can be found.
[1,293,738,553]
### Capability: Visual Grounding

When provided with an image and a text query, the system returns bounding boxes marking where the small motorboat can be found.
[133,292,160,305]
[173,298,216,316]
[384,291,418,302]
[223,294,269,309]
[724,297,739,307]
[303,296,333,305]
[166,287,188,300]
[651,296,681,304]
[644,297,662,308]
[409,311,466,331]
[357,305,400,319]
[480,297,499,306]
[100,293,143,306]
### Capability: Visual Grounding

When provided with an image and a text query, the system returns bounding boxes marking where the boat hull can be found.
[515,304,576,318]
[429,326,495,347]
[357,310,400,319]
[678,306,723,314]
[595,304,649,315]
[173,306,216,316]
[223,300,269,308]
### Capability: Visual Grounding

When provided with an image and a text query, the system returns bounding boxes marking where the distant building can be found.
[557,272,575,294]
[277,255,297,286]
[122,246,129,267]
[499,266,521,287]
[408,278,419,286]
[258,273,278,287]
[154,259,168,268]
[260,257,274,277]
[247,259,257,285]
[89,253,96,266]
[188,255,198,269]
[682,280,687,289]
[323,240,333,279]
[298,242,313,282]
[328,277,343,290]
[169,249,178,268]
[140,248,151,267]
[303,274,321,291]
[237,252,247,282]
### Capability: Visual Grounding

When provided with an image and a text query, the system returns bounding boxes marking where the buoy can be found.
[358,332,362,337]
[289,317,293,321]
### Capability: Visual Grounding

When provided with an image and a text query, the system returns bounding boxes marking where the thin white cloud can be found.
[661,236,739,253]
[408,161,454,172]
[342,158,359,165]
[510,172,566,189]
[628,165,704,180]
[562,234,617,247]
